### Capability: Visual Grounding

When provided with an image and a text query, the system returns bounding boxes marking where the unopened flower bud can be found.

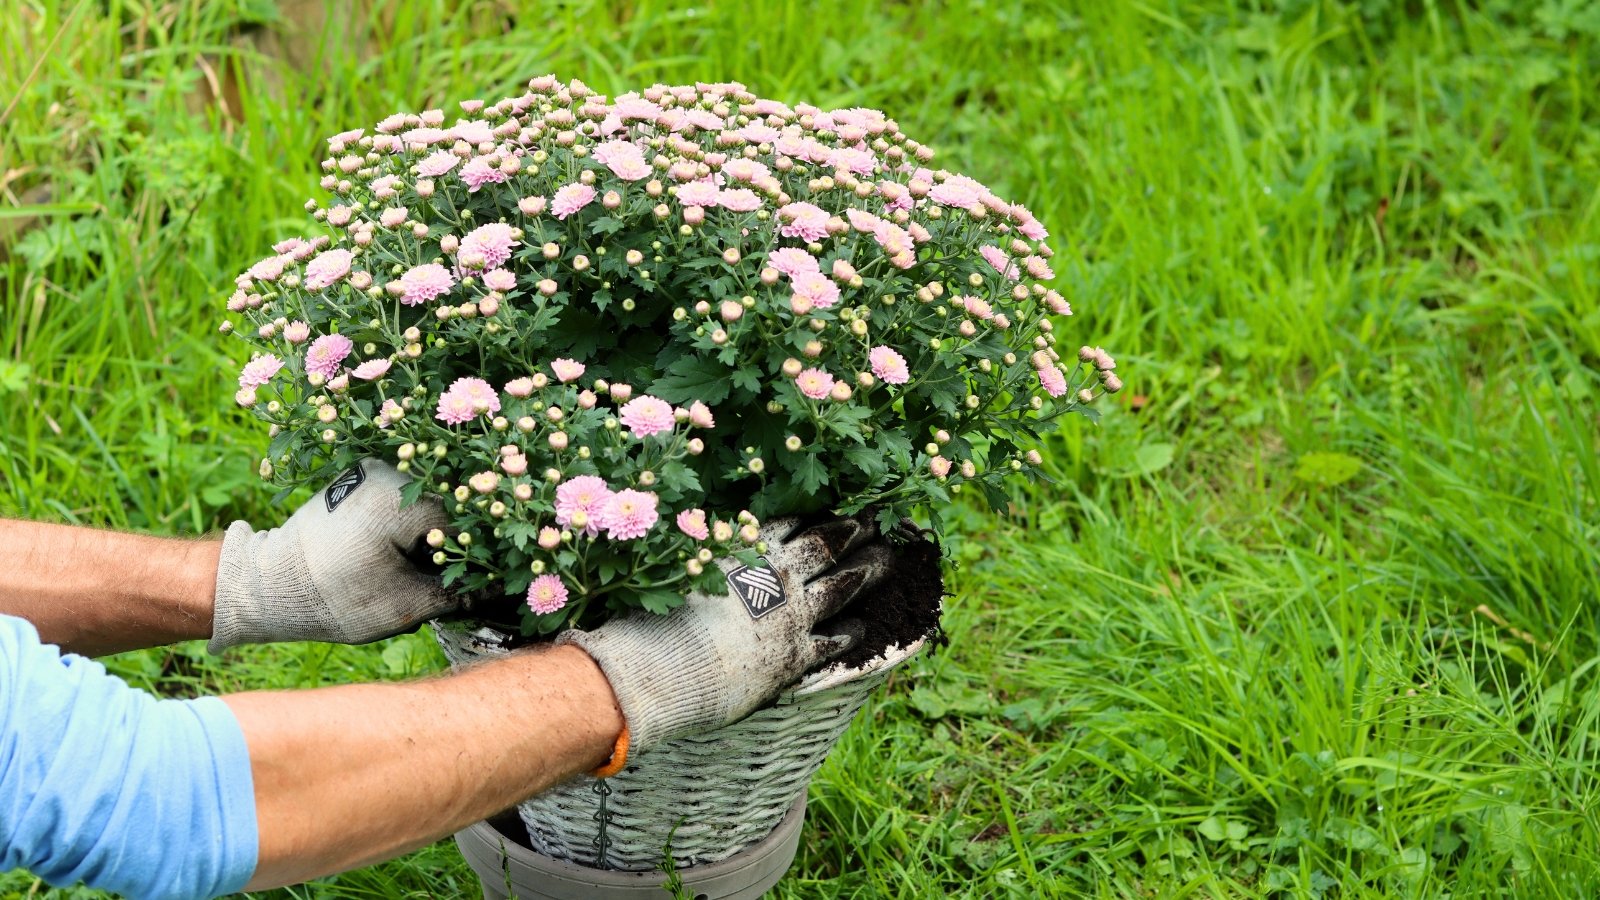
[747,457,765,474]
[739,524,760,543]
[514,483,534,501]
[453,486,471,503]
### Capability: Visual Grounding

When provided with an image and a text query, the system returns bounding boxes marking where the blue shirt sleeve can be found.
[0,614,258,899]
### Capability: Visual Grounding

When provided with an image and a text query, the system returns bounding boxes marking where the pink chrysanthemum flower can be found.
[676,508,710,541]
[447,376,501,415]
[1013,205,1049,240]
[687,401,715,429]
[613,96,663,121]
[352,359,391,380]
[248,255,287,282]
[600,489,660,541]
[721,158,770,183]
[504,377,534,398]
[1037,365,1068,398]
[962,296,995,320]
[238,354,284,388]
[717,188,762,212]
[234,386,257,407]
[873,221,914,258]
[929,456,952,477]
[618,395,676,438]
[460,223,519,270]
[551,183,597,220]
[550,358,586,384]
[417,150,461,177]
[792,272,840,310]
[1023,255,1055,281]
[397,263,455,305]
[737,123,781,144]
[327,128,364,149]
[777,202,830,242]
[827,146,877,176]
[401,126,446,146]
[677,181,721,207]
[767,247,820,279]
[370,175,401,199]
[482,268,517,292]
[980,244,1020,281]
[795,367,836,400]
[500,452,528,476]
[869,346,910,385]
[303,249,354,291]
[460,156,511,192]
[593,140,652,181]
[304,334,353,380]
[453,120,494,145]
[685,109,726,130]
[469,471,501,495]
[526,575,570,614]
[282,321,311,344]
[845,208,882,233]
[434,391,477,425]
[555,475,612,534]
[930,175,987,211]
[878,181,912,212]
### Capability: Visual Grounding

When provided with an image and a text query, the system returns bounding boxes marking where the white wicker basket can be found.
[432,620,925,871]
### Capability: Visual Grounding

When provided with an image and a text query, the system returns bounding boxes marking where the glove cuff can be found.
[208,521,329,652]
[557,616,726,757]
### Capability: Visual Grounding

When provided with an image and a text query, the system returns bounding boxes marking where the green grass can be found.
[4,0,1600,896]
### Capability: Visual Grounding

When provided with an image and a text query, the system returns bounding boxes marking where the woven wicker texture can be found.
[431,621,920,871]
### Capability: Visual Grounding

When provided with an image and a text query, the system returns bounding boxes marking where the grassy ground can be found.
[4,0,1600,896]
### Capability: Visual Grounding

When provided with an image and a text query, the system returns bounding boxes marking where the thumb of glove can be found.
[800,616,866,672]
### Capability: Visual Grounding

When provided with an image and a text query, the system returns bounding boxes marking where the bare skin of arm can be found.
[0,520,218,656]
[225,645,623,890]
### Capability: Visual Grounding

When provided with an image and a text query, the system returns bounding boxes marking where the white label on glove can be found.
[325,464,366,512]
[728,560,786,618]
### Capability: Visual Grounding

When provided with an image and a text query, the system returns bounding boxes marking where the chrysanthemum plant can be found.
[221,77,1118,634]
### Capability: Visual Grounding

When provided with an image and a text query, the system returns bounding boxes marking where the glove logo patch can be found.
[729,559,786,619]
[325,464,366,513]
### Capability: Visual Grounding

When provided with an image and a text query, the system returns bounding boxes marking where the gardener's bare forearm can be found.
[227,643,622,890]
[0,519,218,656]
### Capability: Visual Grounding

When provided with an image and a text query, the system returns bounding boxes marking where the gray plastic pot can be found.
[455,795,807,900]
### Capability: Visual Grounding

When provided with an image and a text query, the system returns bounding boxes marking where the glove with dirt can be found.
[557,512,888,763]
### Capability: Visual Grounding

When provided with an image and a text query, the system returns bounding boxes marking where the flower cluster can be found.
[220,77,1115,632]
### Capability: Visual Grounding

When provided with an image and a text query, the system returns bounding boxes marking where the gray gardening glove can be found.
[558,513,889,759]
[209,459,456,652]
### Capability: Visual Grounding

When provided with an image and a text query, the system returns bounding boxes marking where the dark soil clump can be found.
[818,522,945,671]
